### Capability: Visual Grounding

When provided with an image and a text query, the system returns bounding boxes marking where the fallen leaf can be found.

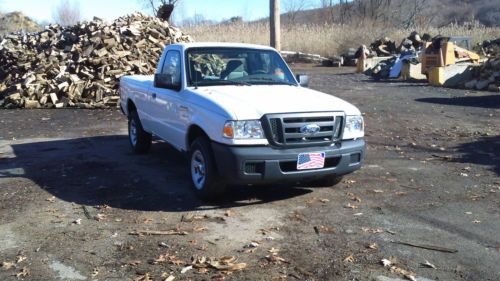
[167,255,185,266]
[1,261,15,269]
[345,203,358,209]
[372,189,384,193]
[404,274,417,281]
[181,265,193,274]
[15,255,27,264]
[472,220,481,224]
[164,275,175,281]
[94,214,106,221]
[134,273,153,281]
[343,255,355,263]
[390,265,415,277]
[224,210,235,217]
[16,267,29,278]
[192,227,208,233]
[268,247,280,254]
[362,227,384,233]
[367,243,378,250]
[314,225,336,234]
[381,259,392,267]
[353,212,363,216]
[266,255,287,264]
[46,196,56,202]
[319,198,330,203]
[73,218,82,225]
[421,260,436,269]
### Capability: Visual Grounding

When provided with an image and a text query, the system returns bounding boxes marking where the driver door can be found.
[150,50,183,149]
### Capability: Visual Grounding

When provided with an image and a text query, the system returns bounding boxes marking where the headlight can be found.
[223,120,264,139]
[343,115,364,140]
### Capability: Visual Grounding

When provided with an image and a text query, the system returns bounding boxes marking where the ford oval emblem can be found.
[300,124,320,135]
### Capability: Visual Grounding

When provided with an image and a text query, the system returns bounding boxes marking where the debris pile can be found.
[0,12,192,109]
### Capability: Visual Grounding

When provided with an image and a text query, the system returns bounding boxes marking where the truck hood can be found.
[192,85,361,120]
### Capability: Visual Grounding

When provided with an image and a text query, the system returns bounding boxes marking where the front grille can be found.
[262,112,344,147]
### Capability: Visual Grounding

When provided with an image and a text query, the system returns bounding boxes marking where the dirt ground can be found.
[1,66,499,281]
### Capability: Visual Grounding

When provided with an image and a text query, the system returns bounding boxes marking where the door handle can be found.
[151,93,157,99]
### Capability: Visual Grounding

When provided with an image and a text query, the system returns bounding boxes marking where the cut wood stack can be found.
[0,12,192,109]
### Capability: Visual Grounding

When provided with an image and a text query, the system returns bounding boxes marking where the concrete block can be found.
[357,56,393,73]
[428,63,475,87]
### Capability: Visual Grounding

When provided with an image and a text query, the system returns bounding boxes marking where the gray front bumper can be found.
[211,139,365,184]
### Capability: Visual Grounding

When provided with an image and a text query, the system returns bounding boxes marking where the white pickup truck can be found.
[120,42,365,199]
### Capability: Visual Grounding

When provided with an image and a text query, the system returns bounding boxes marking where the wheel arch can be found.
[126,99,137,115]
[186,124,210,150]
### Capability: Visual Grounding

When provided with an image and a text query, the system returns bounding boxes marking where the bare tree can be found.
[143,0,182,22]
[320,0,336,23]
[283,0,307,25]
[52,0,81,26]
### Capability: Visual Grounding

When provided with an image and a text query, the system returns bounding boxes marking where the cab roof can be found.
[167,42,277,51]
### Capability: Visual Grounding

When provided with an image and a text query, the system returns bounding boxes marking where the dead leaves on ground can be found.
[181,213,226,223]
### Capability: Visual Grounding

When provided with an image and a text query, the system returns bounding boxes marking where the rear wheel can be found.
[189,137,226,199]
[128,111,152,154]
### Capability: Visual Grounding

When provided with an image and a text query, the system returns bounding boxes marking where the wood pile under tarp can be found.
[0,12,192,109]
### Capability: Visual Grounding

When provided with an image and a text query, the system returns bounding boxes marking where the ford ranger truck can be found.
[120,43,365,199]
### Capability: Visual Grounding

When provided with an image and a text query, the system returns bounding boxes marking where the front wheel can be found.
[189,137,226,199]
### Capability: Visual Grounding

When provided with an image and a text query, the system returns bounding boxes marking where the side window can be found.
[161,51,181,85]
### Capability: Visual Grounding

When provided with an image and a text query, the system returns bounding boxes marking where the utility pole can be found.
[270,0,281,51]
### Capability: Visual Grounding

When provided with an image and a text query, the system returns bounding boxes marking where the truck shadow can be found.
[415,95,500,109]
[453,135,500,176]
[0,136,311,212]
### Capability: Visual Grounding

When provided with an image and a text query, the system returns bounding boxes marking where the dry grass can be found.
[185,22,500,57]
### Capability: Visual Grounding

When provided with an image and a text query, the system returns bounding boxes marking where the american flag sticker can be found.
[297,152,326,170]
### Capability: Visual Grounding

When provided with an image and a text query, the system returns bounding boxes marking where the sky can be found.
[0,0,271,24]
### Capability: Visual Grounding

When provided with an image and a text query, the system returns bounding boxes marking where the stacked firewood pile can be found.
[0,13,192,108]
[463,38,500,92]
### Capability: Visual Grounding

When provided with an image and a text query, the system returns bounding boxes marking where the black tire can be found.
[189,137,226,199]
[128,110,152,154]
[310,175,343,187]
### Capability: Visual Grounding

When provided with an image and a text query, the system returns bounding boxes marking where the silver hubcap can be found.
[191,150,206,190]
[130,119,138,146]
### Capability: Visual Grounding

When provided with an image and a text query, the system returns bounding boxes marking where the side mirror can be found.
[296,74,310,87]
[154,74,181,91]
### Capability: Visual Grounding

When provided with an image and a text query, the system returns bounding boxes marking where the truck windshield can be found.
[186,47,297,87]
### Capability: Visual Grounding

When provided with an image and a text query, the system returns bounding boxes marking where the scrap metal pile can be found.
[0,13,192,109]
[358,32,426,80]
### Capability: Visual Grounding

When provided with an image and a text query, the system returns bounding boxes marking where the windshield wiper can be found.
[247,77,296,86]
[191,80,252,87]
